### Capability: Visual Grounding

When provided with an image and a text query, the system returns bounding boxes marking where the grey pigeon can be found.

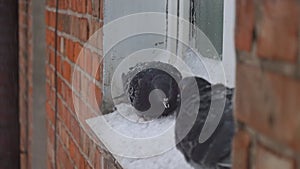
[175,77,235,169]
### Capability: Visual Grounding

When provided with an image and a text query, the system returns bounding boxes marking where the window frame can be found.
[173,0,236,87]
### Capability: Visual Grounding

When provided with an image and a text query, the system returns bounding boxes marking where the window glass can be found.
[191,0,224,59]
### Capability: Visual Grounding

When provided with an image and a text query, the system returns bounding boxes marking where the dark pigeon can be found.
[128,68,180,119]
[175,76,235,169]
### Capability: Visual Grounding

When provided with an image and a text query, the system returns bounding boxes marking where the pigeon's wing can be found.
[197,86,234,167]
[199,84,234,164]
[175,77,211,164]
[201,111,234,166]
[176,77,235,169]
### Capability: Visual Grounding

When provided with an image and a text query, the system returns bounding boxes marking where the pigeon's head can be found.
[128,68,181,118]
[151,73,180,116]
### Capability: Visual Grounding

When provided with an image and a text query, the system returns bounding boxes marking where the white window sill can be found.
[86,103,193,169]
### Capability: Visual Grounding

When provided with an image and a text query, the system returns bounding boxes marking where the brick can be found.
[72,69,81,94]
[46,10,56,29]
[254,145,295,169]
[76,0,87,14]
[47,121,55,145]
[235,63,273,134]
[64,156,73,169]
[56,52,62,74]
[88,82,97,110]
[79,154,86,169]
[70,0,76,12]
[59,124,70,149]
[236,63,300,151]
[62,60,72,83]
[100,0,104,20]
[256,0,299,62]
[88,18,103,39]
[58,0,69,10]
[46,0,56,8]
[66,39,74,62]
[79,18,89,41]
[46,65,55,88]
[46,29,55,48]
[80,74,89,102]
[56,36,62,55]
[57,79,63,103]
[85,162,93,169]
[47,141,55,169]
[267,72,300,151]
[91,53,99,77]
[58,13,71,34]
[19,1,28,14]
[88,26,103,51]
[66,87,76,114]
[46,101,55,125]
[88,142,96,162]
[71,17,88,41]
[74,42,83,63]
[235,0,255,52]
[61,80,67,100]
[57,142,69,169]
[68,138,77,163]
[232,129,251,169]
[21,153,28,169]
[95,85,103,108]
[70,116,81,144]
[62,105,71,128]
[87,0,101,17]
[79,129,89,155]
[85,48,93,75]
[87,0,93,15]
[94,149,102,169]
[96,60,103,82]
[47,47,55,66]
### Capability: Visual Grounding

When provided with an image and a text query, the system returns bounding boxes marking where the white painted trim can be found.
[176,0,236,87]
[166,0,178,58]
[222,0,236,87]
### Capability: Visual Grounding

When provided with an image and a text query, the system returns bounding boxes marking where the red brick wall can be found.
[19,0,33,168]
[233,0,300,169]
[45,0,119,169]
[0,0,19,168]
[18,0,300,169]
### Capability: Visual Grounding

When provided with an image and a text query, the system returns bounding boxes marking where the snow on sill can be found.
[86,103,193,169]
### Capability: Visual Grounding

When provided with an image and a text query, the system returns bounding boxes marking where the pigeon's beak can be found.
[163,98,169,108]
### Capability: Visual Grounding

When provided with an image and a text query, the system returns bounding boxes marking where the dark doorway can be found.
[0,0,19,168]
